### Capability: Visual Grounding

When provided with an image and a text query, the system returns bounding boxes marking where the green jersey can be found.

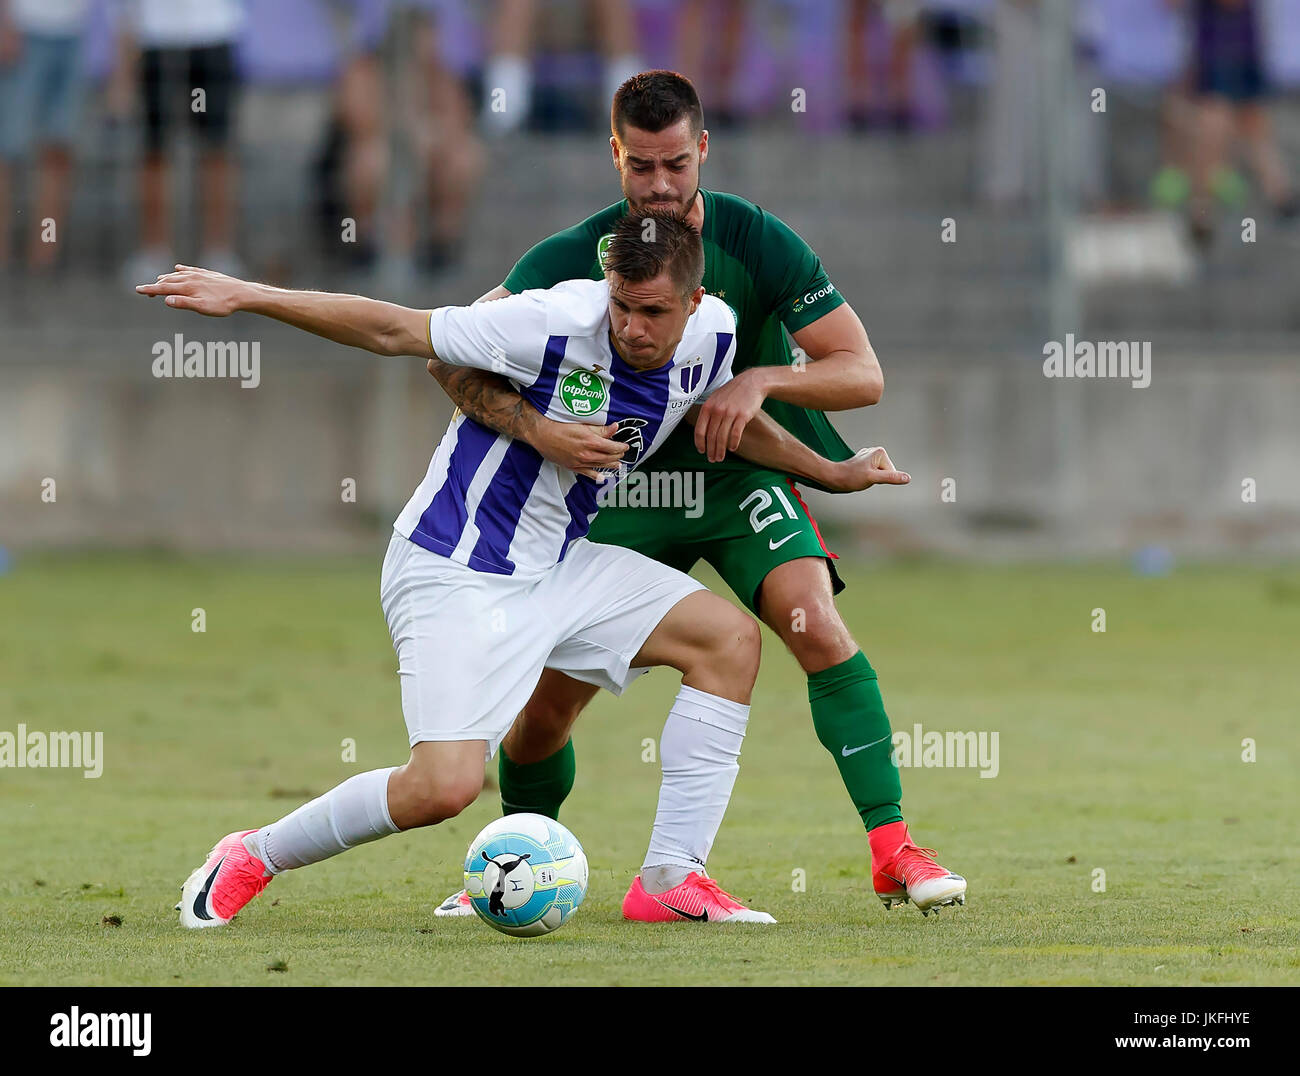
[501,189,855,484]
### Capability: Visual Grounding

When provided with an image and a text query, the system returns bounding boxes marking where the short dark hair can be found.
[611,70,703,139]
[603,209,704,303]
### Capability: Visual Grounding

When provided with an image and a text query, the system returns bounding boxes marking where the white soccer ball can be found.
[463,814,588,937]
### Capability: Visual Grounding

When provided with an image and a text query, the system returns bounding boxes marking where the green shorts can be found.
[586,466,845,616]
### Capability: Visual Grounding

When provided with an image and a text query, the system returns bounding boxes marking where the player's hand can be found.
[135,265,251,317]
[693,368,768,463]
[825,447,910,493]
[531,419,629,480]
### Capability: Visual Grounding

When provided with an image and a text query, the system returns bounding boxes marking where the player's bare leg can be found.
[757,556,966,915]
[500,669,598,766]
[180,740,487,928]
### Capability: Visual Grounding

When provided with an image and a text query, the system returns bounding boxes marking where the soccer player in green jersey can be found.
[431,71,966,920]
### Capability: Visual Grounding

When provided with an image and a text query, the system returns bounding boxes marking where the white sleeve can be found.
[427,290,550,384]
[695,332,737,402]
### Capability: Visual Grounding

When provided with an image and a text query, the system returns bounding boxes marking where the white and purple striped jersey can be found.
[394,279,737,576]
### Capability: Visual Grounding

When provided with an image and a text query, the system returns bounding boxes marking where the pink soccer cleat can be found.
[622,872,776,924]
[178,830,273,928]
[434,889,474,917]
[870,821,966,915]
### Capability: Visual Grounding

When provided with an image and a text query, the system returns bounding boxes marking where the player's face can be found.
[607,271,705,370]
[611,118,708,219]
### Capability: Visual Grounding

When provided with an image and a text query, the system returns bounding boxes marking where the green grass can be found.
[1,551,1298,985]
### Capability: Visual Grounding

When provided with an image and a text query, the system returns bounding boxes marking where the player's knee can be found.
[394,769,482,827]
[705,610,762,690]
[782,607,856,670]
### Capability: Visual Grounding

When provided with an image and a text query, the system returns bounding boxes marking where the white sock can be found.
[252,767,399,874]
[641,685,749,881]
[482,54,532,133]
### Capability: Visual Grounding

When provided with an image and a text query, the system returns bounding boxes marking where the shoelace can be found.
[690,875,736,907]
[894,843,943,885]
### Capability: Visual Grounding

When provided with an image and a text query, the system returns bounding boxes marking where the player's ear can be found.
[687,285,706,316]
[610,134,621,172]
[697,128,708,165]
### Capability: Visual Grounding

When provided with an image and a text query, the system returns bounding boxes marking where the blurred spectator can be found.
[480,0,642,134]
[235,0,392,275]
[845,0,923,131]
[0,0,92,272]
[1177,0,1296,246]
[677,0,745,127]
[397,1,483,273]
[117,0,247,284]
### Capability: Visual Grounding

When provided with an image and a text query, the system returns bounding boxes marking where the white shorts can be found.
[379,532,706,758]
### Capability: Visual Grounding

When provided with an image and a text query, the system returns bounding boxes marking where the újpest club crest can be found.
[559,369,609,416]
[678,358,703,393]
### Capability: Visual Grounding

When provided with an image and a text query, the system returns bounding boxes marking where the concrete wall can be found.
[3,331,1296,557]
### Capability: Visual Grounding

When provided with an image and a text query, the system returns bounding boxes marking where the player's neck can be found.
[686,191,705,234]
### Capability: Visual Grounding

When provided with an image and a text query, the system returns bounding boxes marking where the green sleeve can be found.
[501,221,606,294]
[752,209,846,335]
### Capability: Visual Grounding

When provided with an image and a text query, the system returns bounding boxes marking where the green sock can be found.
[498,740,575,820]
[807,651,903,833]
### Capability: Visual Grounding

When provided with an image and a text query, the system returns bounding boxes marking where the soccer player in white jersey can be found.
[138,210,910,927]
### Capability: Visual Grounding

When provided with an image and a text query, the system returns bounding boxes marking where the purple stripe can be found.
[521,335,570,413]
[558,337,674,561]
[706,332,733,389]
[411,417,498,555]
[467,439,546,573]
[557,477,601,562]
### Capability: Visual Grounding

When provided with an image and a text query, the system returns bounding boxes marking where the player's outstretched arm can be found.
[136,265,432,358]
[687,406,909,493]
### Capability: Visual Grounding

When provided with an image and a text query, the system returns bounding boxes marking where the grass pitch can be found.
[1,550,1297,986]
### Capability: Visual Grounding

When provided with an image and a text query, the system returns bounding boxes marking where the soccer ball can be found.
[463,813,588,937]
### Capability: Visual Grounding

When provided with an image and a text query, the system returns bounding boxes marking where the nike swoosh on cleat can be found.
[841,733,892,757]
[768,533,799,550]
[191,855,227,922]
[654,899,708,922]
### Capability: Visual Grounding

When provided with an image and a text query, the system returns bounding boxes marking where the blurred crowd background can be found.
[2,2,1298,310]
[2,0,1298,557]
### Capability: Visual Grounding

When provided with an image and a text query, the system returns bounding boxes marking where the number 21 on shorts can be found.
[740,485,800,541]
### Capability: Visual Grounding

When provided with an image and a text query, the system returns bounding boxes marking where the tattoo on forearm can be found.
[430,363,532,440]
